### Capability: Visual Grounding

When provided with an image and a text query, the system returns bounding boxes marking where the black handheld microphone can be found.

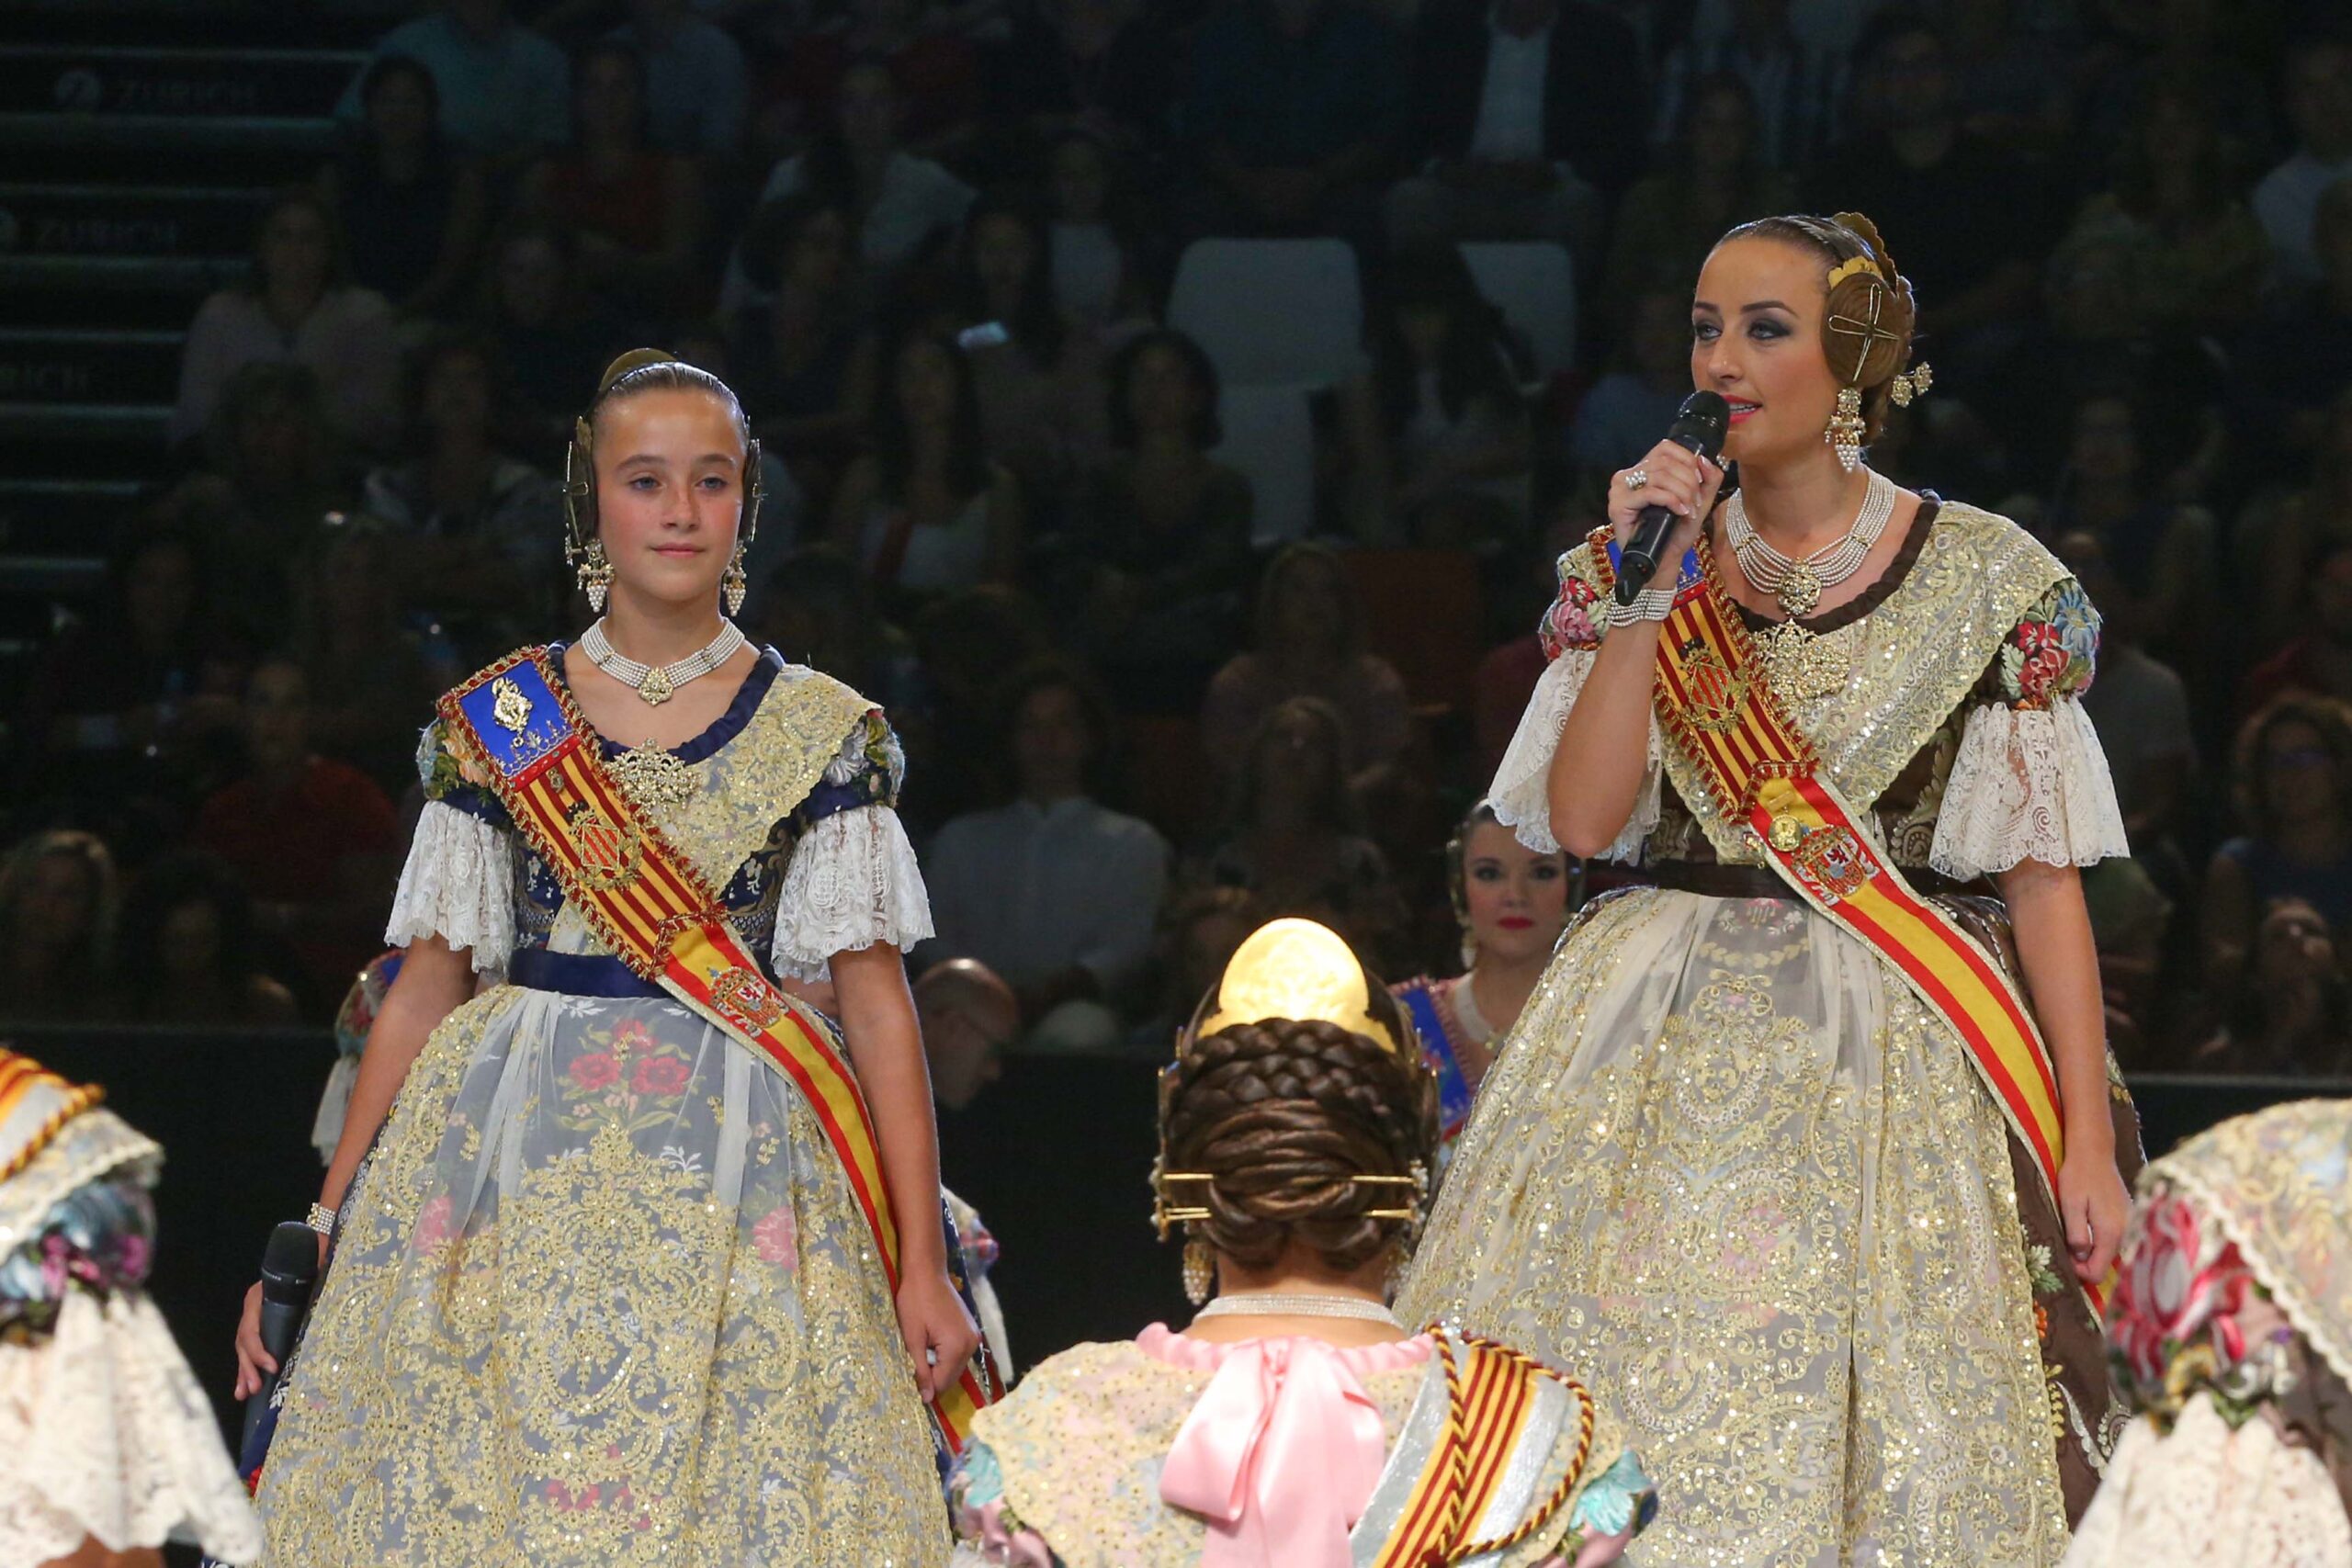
[243,1220,322,1445]
[1614,390,1730,604]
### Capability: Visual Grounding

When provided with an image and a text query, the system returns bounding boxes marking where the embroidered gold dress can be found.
[1397,502,2140,1566]
[254,649,951,1567]
[947,1326,1657,1567]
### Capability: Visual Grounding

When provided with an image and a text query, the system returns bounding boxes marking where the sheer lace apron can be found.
[253,982,949,1567]
[1398,886,2072,1567]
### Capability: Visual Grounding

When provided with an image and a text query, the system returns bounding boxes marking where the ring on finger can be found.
[1624,467,1649,491]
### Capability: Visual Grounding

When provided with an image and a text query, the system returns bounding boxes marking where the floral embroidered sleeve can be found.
[771,710,936,981]
[948,1441,1059,1566]
[384,716,518,975]
[1929,577,2130,880]
[2106,1181,2290,1428]
[1487,545,1663,863]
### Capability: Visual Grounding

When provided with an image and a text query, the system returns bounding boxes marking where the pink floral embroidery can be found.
[545,1481,603,1512]
[630,1055,692,1097]
[569,1053,621,1092]
[2009,621,2069,707]
[752,1206,798,1268]
[611,1020,656,1055]
[2108,1188,2255,1389]
[1540,575,1602,660]
[413,1194,455,1253]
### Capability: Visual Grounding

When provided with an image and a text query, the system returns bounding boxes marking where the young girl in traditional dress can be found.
[232,350,978,1564]
[949,917,1656,1567]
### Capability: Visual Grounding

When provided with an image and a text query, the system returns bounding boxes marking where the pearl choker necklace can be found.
[582,617,746,706]
[1193,1292,1405,1326]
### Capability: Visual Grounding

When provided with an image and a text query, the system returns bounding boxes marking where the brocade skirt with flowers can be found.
[253,982,948,1567]
[1399,886,2132,1568]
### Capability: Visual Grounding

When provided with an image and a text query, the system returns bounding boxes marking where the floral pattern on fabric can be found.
[1539,557,1605,660]
[1993,579,2100,712]
[2109,1187,2266,1419]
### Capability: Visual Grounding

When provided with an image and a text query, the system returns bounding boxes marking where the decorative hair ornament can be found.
[1887,362,1933,408]
[1181,917,1408,1058]
[562,348,764,613]
[1825,253,1883,290]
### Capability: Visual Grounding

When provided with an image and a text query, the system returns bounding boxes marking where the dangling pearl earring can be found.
[722,544,748,616]
[577,538,613,614]
[1825,386,1866,473]
[1182,1239,1216,1306]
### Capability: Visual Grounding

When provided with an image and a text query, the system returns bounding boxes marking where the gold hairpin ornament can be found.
[1826,254,1883,289]
[1152,1166,1215,1237]
[1888,363,1933,408]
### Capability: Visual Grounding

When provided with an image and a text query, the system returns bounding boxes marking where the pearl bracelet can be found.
[1603,588,1676,629]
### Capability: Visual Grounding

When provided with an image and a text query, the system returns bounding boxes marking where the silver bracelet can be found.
[1602,588,1675,629]
[305,1202,337,1235]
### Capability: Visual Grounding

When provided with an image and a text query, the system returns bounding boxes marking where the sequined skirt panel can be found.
[1396,888,2069,1567]
[254,986,949,1568]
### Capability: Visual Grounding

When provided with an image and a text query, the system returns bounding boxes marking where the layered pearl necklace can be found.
[582,617,746,706]
[1193,1292,1404,1326]
[1724,467,1898,620]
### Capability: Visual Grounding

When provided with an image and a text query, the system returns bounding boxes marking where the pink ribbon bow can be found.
[1159,1336,1392,1568]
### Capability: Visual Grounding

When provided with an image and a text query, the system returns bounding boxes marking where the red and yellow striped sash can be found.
[0,1048,103,1180]
[440,648,989,1449]
[1371,1335,1596,1567]
[1591,536,2086,1301]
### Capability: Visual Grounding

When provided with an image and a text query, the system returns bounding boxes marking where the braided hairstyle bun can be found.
[1721,211,1919,441]
[1161,1010,1439,1274]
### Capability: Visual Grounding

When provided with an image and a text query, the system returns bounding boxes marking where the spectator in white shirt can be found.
[921,661,1170,1050]
[1387,0,1645,256]
[2254,40,2352,288]
[336,0,570,169]
[170,191,401,454]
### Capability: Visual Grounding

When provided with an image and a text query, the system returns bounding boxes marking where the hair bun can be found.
[1819,211,1915,391]
[597,347,682,393]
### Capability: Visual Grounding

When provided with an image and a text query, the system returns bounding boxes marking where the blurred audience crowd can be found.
[4,0,2348,1079]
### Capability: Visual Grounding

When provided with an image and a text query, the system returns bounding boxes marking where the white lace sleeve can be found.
[771,805,935,982]
[1929,697,2131,880]
[1488,649,1662,863]
[383,801,515,976]
[0,1290,265,1565]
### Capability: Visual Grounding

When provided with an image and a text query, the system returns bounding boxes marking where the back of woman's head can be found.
[1160,919,1436,1273]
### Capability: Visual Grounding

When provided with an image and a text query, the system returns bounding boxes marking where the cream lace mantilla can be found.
[2143,1099,2352,1390]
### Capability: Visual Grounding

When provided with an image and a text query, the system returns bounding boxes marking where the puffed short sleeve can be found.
[383,718,517,975]
[1930,579,2131,879]
[770,711,936,981]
